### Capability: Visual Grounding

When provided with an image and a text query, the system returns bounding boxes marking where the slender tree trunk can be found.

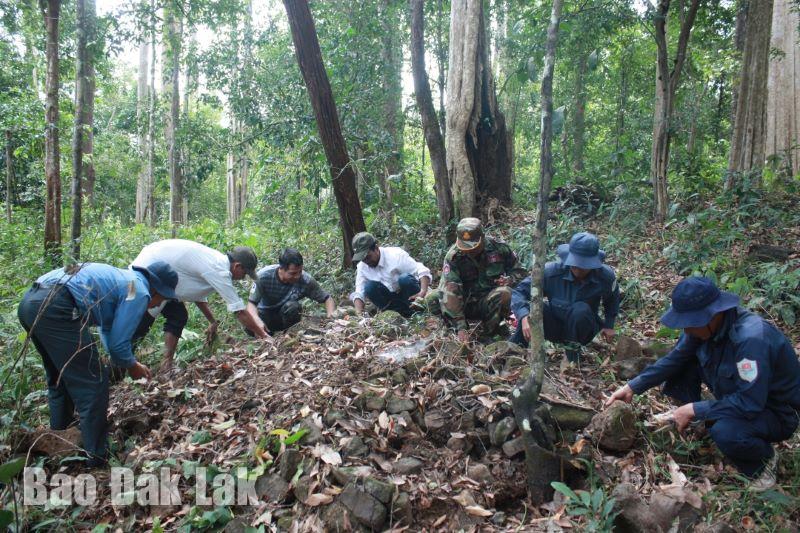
[41,0,61,266]
[283,0,366,268]
[766,0,800,178]
[164,0,183,226]
[511,0,567,506]
[227,117,240,224]
[380,0,403,206]
[135,38,150,224]
[5,130,13,222]
[436,0,447,137]
[727,0,773,186]
[614,49,629,163]
[651,0,701,224]
[70,0,95,260]
[410,0,453,226]
[572,51,588,176]
[146,5,156,226]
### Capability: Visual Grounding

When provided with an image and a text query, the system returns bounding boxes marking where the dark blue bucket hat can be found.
[557,232,606,269]
[660,276,739,329]
[133,261,178,300]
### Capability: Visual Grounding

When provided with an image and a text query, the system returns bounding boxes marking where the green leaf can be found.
[0,457,25,483]
[551,481,580,503]
[578,490,591,507]
[284,428,309,446]
[91,523,111,533]
[526,57,537,82]
[190,430,212,445]
[588,49,599,71]
[0,510,14,530]
[567,507,591,516]
[758,489,795,506]
[512,19,525,34]
[591,488,603,511]
[552,106,565,135]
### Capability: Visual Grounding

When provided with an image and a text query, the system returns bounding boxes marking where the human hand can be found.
[672,403,695,433]
[457,330,469,343]
[128,361,152,380]
[495,275,511,287]
[604,384,634,408]
[205,321,219,343]
[521,316,532,341]
[601,328,616,343]
[408,290,428,301]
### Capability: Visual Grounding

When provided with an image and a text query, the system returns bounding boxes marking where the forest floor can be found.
[9,198,800,532]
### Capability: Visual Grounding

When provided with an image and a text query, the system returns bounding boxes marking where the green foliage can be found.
[551,481,619,532]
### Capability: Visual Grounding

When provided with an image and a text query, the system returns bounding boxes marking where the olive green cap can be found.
[352,232,377,262]
[456,218,484,251]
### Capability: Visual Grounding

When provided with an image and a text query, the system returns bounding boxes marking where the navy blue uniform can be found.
[629,307,800,476]
[510,258,620,347]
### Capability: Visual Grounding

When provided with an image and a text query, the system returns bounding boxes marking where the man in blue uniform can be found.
[606,276,800,490]
[510,232,620,362]
[18,262,178,467]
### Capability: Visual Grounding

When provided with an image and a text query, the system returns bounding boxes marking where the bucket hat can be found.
[661,276,740,329]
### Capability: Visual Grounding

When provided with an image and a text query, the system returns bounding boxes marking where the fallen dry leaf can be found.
[304,493,334,506]
[464,505,493,517]
[471,384,491,395]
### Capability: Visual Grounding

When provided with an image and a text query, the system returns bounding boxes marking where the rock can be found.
[489,417,517,446]
[293,475,312,503]
[614,357,655,381]
[447,435,468,452]
[338,483,388,530]
[354,391,386,412]
[386,397,416,414]
[642,340,672,358]
[502,437,525,458]
[615,335,642,360]
[587,401,637,452]
[363,477,395,504]
[342,436,369,458]
[482,341,526,364]
[548,404,595,431]
[299,416,325,445]
[277,449,303,481]
[223,518,250,533]
[276,515,294,531]
[393,457,424,475]
[612,483,656,532]
[323,409,346,427]
[748,243,794,262]
[423,410,447,430]
[331,466,373,485]
[491,511,507,526]
[390,368,408,385]
[391,491,412,525]
[321,502,352,532]
[649,491,703,532]
[467,463,493,484]
[695,523,737,533]
[26,427,82,457]
[255,474,292,503]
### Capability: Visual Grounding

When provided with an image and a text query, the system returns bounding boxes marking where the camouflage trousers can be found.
[439,285,512,335]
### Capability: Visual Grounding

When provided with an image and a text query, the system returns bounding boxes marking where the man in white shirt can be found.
[350,232,431,317]
[132,240,268,370]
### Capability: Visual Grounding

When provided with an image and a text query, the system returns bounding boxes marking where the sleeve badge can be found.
[736,358,758,382]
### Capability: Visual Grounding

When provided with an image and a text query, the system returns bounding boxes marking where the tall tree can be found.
[135,29,150,224]
[445,0,511,218]
[283,0,366,267]
[379,0,404,206]
[163,0,184,226]
[651,0,702,224]
[765,0,798,177]
[5,130,13,222]
[146,0,156,226]
[410,0,453,226]
[727,0,773,185]
[70,0,96,260]
[41,0,61,265]
[511,0,571,505]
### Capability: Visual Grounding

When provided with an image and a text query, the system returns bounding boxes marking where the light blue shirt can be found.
[37,263,151,368]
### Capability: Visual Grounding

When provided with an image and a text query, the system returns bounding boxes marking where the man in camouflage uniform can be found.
[440,218,527,342]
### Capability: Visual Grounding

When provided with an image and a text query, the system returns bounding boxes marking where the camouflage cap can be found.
[352,232,377,262]
[456,217,484,251]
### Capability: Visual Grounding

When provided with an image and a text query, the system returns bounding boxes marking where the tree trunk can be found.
[614,48,629,165]
[227,117,240,224]
[283,0,366,268]
[164,0,183,226]
[572,50,588,176]
[5,130,13,222]
[765,0,799,178]
[135,38,150,224]
[511,0,564,505]
[727,0,773,185]
[41,0,61,266]
[146,3,156,226]
[410,0,453,226]
[436,0,447,137]
[380,0,403,206]
[651,0,701,224]
[70,0,95,261]
[446,0,511,219]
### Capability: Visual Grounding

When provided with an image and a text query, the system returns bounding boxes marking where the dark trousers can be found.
[510,301,600,348]
[132,300,188,343]
[257,300,302,334]
[663,363,799,476]
[17,284,110,465]
[364,274,420,317]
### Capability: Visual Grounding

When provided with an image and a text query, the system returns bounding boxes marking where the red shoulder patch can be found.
[442,263,451,274]
[487,253,502,263]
